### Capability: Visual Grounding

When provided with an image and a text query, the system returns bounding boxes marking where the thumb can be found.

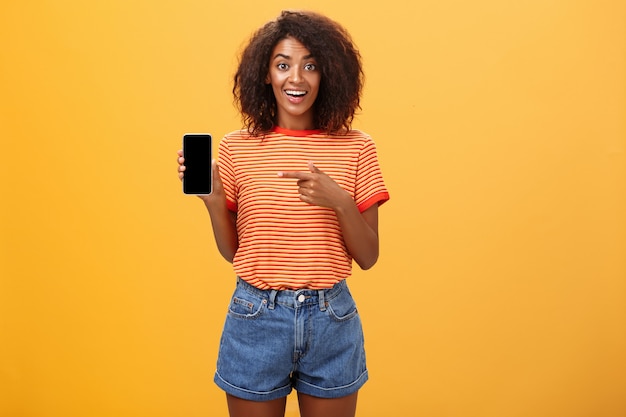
[308,161,322,174]
[212,159,223,185]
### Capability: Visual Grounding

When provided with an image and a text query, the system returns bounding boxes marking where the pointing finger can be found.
[277,171,313,180]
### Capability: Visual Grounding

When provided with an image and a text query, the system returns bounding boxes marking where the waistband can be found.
[235,277,348,311]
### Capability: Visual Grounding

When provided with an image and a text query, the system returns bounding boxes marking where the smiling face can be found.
[266,37,320,130]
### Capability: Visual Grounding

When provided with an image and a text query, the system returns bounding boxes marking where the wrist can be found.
[202,195,227,211]
[333,191,356,214]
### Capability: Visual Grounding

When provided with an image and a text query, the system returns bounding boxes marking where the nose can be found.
[289,66,302,83]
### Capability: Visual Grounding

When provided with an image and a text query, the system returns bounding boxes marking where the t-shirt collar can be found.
[271,126,323,137]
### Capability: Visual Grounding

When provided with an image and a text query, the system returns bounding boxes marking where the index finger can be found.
[277,171,313,180]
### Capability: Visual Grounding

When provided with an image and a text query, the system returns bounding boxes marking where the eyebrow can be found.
[273,53,315,60]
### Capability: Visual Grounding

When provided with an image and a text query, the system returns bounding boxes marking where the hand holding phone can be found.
[182,133,212,195]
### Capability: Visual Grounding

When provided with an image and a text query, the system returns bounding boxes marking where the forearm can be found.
[204,200,238,263]
[334,198,379,270]
[277,163,381,269]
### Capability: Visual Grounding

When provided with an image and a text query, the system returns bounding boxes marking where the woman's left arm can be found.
[333,201,379,270]
[278,162,380,270]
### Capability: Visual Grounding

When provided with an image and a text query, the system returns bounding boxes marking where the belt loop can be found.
[268,290,278,310]
[318,289,326,312]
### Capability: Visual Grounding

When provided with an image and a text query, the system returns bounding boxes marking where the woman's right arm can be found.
[178,151,238,263]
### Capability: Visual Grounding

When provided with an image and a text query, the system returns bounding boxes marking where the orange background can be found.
[1,1,625,416]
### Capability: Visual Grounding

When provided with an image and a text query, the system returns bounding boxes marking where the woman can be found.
[177,10,389,417]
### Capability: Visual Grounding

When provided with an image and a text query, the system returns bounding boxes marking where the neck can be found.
[276,114,315,131]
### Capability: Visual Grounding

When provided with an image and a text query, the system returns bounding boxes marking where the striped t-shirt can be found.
[218,126,390,290]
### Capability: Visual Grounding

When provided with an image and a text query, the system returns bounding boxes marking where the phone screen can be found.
[183,133,212,195]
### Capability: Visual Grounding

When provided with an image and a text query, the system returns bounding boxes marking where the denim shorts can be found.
[214,277,368,401]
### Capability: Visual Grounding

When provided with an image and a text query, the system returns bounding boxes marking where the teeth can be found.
[285,90,306,96]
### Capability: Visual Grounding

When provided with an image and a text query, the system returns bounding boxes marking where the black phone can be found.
[182,133,212,195]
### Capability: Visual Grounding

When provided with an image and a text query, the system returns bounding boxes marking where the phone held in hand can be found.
[182,133,212,195]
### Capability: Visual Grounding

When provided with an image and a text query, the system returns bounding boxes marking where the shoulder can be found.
[223,129,252,141]
[220,129,260,150]
[345,128,370,138]
[338,129,374,143]
[336,129,378,151]
[222,129,276,143]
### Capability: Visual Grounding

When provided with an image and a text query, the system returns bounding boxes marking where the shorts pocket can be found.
[326,289,358,322]
[228,293,267,320]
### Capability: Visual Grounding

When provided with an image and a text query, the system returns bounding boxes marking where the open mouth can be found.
[285,90,307,97]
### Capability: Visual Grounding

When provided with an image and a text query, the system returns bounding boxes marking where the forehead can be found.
[271,37,313,58]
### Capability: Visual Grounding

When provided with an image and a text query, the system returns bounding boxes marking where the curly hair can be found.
[233,10,364,135]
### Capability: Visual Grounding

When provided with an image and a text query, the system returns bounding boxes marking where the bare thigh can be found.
[298,392,358,417]
[226,394,287,417]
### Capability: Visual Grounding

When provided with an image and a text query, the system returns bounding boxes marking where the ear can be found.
[265,73,271,84]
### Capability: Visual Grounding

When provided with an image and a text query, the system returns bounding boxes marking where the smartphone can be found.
[182,133,212,195]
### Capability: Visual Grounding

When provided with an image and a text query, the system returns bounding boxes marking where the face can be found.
[266,37,320,130]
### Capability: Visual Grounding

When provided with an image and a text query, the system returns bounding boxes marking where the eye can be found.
[277,63,289,71]
[304,63,317,71]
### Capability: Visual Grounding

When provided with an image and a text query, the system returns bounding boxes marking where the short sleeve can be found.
[217,137,237,212]
[354,137,390,212]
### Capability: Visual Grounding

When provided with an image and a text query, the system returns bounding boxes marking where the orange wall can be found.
[1,1,625,416]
